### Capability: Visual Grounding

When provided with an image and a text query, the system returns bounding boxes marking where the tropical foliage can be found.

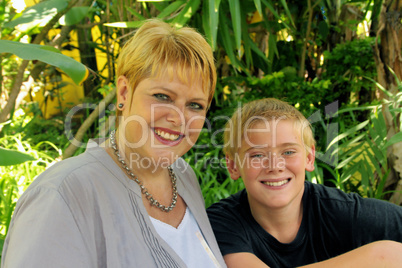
[1,0,402,258]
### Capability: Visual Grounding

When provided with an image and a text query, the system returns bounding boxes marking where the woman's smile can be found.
[153,127,185,146]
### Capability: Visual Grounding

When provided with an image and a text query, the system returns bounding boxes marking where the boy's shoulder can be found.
[304,181,402,214]
[304,181,366,214]
[207,188,249,218]
[305,181,359,203]
[207,188,256,237]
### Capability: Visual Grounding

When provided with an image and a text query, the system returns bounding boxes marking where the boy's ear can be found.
[226,154,240,180]
[305,145,316,172]
[116,75,130,109]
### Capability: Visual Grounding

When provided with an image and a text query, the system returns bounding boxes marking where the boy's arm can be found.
[224,252,268,268]
[224,240,402,268]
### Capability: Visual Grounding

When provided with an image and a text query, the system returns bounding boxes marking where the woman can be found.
[2,19,226,268]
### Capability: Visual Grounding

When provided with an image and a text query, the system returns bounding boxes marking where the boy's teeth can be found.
[155,130,179,141]
[263,180,288,187]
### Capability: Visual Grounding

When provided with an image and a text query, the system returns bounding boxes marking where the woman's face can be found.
[116,71,208,168]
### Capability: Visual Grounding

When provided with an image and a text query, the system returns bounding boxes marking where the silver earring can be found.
[118,103,124,109]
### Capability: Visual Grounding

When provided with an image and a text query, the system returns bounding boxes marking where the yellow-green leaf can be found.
[0,40,88,85]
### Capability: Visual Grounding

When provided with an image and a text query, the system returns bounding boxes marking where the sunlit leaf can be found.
[384,132,402,148]
[253,0,263,16]
[0,40,88,85]
[327,120,369,149]
[0,147,36,166]
[172,0,201,27]
[157,1,185,19]
[104,21,144,28]
[59,6,90,26]
[204,0,221,50]
[4,0,68,30]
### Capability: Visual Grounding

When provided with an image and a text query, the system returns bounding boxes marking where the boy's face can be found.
[226,119,315,211]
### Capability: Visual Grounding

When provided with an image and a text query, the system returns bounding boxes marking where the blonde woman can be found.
[2,20,225,268]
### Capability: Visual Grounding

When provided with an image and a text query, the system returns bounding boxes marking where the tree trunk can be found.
[373,0,402,205]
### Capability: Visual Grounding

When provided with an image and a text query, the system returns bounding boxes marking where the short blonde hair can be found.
[116,19,216,117]
[223,98,315,159]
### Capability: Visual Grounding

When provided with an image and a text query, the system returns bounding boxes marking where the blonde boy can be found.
[207,98,402,268]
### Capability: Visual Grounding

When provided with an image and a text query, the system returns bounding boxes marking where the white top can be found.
[151,208,222,268]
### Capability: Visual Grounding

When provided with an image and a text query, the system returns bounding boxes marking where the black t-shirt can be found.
[207,181,402,268]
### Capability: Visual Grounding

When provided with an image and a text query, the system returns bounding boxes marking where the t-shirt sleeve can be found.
[352,195,402,246]
[207,194,254,256]
[2,186,92,268]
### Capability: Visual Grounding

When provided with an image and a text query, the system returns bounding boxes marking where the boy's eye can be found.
[189,102,204,110]
[250,154,264,158]
[283,151,295,156]
[154,93,170,101]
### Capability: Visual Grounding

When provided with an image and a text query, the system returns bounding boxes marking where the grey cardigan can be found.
[2,140,226,268]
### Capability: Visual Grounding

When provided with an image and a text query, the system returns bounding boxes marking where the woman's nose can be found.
[166,104,185,127]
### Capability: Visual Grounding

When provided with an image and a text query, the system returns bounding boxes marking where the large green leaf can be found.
[253,0,263,16]
[267,33,278,73]
[327,120,369,149]
[4,0,68,30]
[59,6,90,26]
[157,1,185,19]
[202,0,212,49]
[204,0,221,51]
[172,0,201,27]
[0,147,36,166]
[241,12,253,69]
[218,10,242,72]
[126,6,146,20]
[0,40,88,85]
[384,132,402,148]
[104,21,144,28]
[228,0,241,54]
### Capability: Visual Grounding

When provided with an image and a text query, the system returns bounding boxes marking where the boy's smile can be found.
[227,119,315,212]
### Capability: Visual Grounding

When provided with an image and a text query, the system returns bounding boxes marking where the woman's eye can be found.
[189,102,204,110]
[154,93,170,101]
[251,154,263,158]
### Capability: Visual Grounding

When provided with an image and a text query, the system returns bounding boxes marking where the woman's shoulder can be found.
[24,144,112,196]
[172,157,196,183]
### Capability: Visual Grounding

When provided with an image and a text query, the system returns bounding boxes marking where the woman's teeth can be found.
[262,179,289,187]
[155,129,180,141]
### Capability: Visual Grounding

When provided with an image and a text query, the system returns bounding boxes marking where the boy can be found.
[207,98,402,267]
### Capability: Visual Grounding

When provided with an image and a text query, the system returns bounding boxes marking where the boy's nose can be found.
[265,153,284,172]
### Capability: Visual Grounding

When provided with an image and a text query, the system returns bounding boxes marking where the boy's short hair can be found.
[223,98,316,159]
[116,19,216,116]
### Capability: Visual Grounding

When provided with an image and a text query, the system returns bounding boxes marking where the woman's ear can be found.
[226,154,240,180]
[116,76,130,110]
[305,145,316,172]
